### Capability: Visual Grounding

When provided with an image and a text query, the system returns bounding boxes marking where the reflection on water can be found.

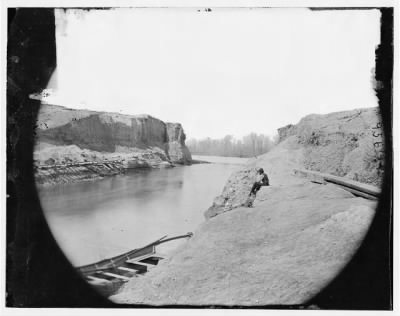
[38,158,245,266]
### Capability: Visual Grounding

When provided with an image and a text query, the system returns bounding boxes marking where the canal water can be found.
[37,156,248,266]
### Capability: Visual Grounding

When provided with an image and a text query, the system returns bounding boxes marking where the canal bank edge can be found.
[111,106,383,306]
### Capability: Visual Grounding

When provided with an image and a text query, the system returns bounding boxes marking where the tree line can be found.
[186,133,276,158]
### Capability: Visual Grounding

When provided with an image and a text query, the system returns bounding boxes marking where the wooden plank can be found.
[133,261,155,269]
[86,275,111,283]
[93,272,115,281]
[324,175,380,196]
[333,184,378,200]
[90,273,113,281]
[118,266,138,274]
[124,261,148,272]
[293,168,380,198]
[126,253,156,263]
[100,272,131,281]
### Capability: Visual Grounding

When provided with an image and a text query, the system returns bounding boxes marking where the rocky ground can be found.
[112,135,377,305]
[34,142,175,185]
[34,142,173,168]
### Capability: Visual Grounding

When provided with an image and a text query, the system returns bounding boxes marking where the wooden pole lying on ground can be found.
[293,169,381,200]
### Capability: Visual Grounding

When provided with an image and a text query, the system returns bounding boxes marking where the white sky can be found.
[46,8,381,139]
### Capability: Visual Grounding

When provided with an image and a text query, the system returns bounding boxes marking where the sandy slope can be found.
[112,136,376,305]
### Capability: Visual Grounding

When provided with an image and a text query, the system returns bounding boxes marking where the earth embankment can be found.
[112,131,378,305]
[34,104,192,185]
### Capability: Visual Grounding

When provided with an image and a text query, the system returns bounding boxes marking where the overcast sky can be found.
[46,8,381,139]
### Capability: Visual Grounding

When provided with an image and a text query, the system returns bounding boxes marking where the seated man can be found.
[249,168,269,197]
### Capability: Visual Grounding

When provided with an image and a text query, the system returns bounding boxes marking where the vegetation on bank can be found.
[187,133,277,158]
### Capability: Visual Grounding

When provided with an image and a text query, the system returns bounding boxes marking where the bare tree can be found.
[187,133,275,158]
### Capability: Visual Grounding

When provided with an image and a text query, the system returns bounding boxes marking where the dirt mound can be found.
[113,180,375,305]
[205,107,383,219]
[112,107,381,305]
[278,107,384,186]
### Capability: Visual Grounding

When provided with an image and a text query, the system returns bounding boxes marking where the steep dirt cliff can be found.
[166,122,192,164]
[113,107,382,306]
[36,104,192,164]
[34,104,192,184]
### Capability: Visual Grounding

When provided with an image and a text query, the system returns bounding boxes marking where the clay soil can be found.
[112,137,376,306]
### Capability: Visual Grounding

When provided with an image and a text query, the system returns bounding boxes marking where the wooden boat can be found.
[77,232,193,296]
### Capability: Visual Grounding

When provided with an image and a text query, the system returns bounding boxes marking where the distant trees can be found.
[187,133,275,158]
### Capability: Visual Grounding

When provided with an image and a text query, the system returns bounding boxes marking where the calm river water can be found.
[38,155,248,266]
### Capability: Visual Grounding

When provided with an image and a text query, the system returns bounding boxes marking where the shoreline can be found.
[34,158,192,187]
[35,154,249,187]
